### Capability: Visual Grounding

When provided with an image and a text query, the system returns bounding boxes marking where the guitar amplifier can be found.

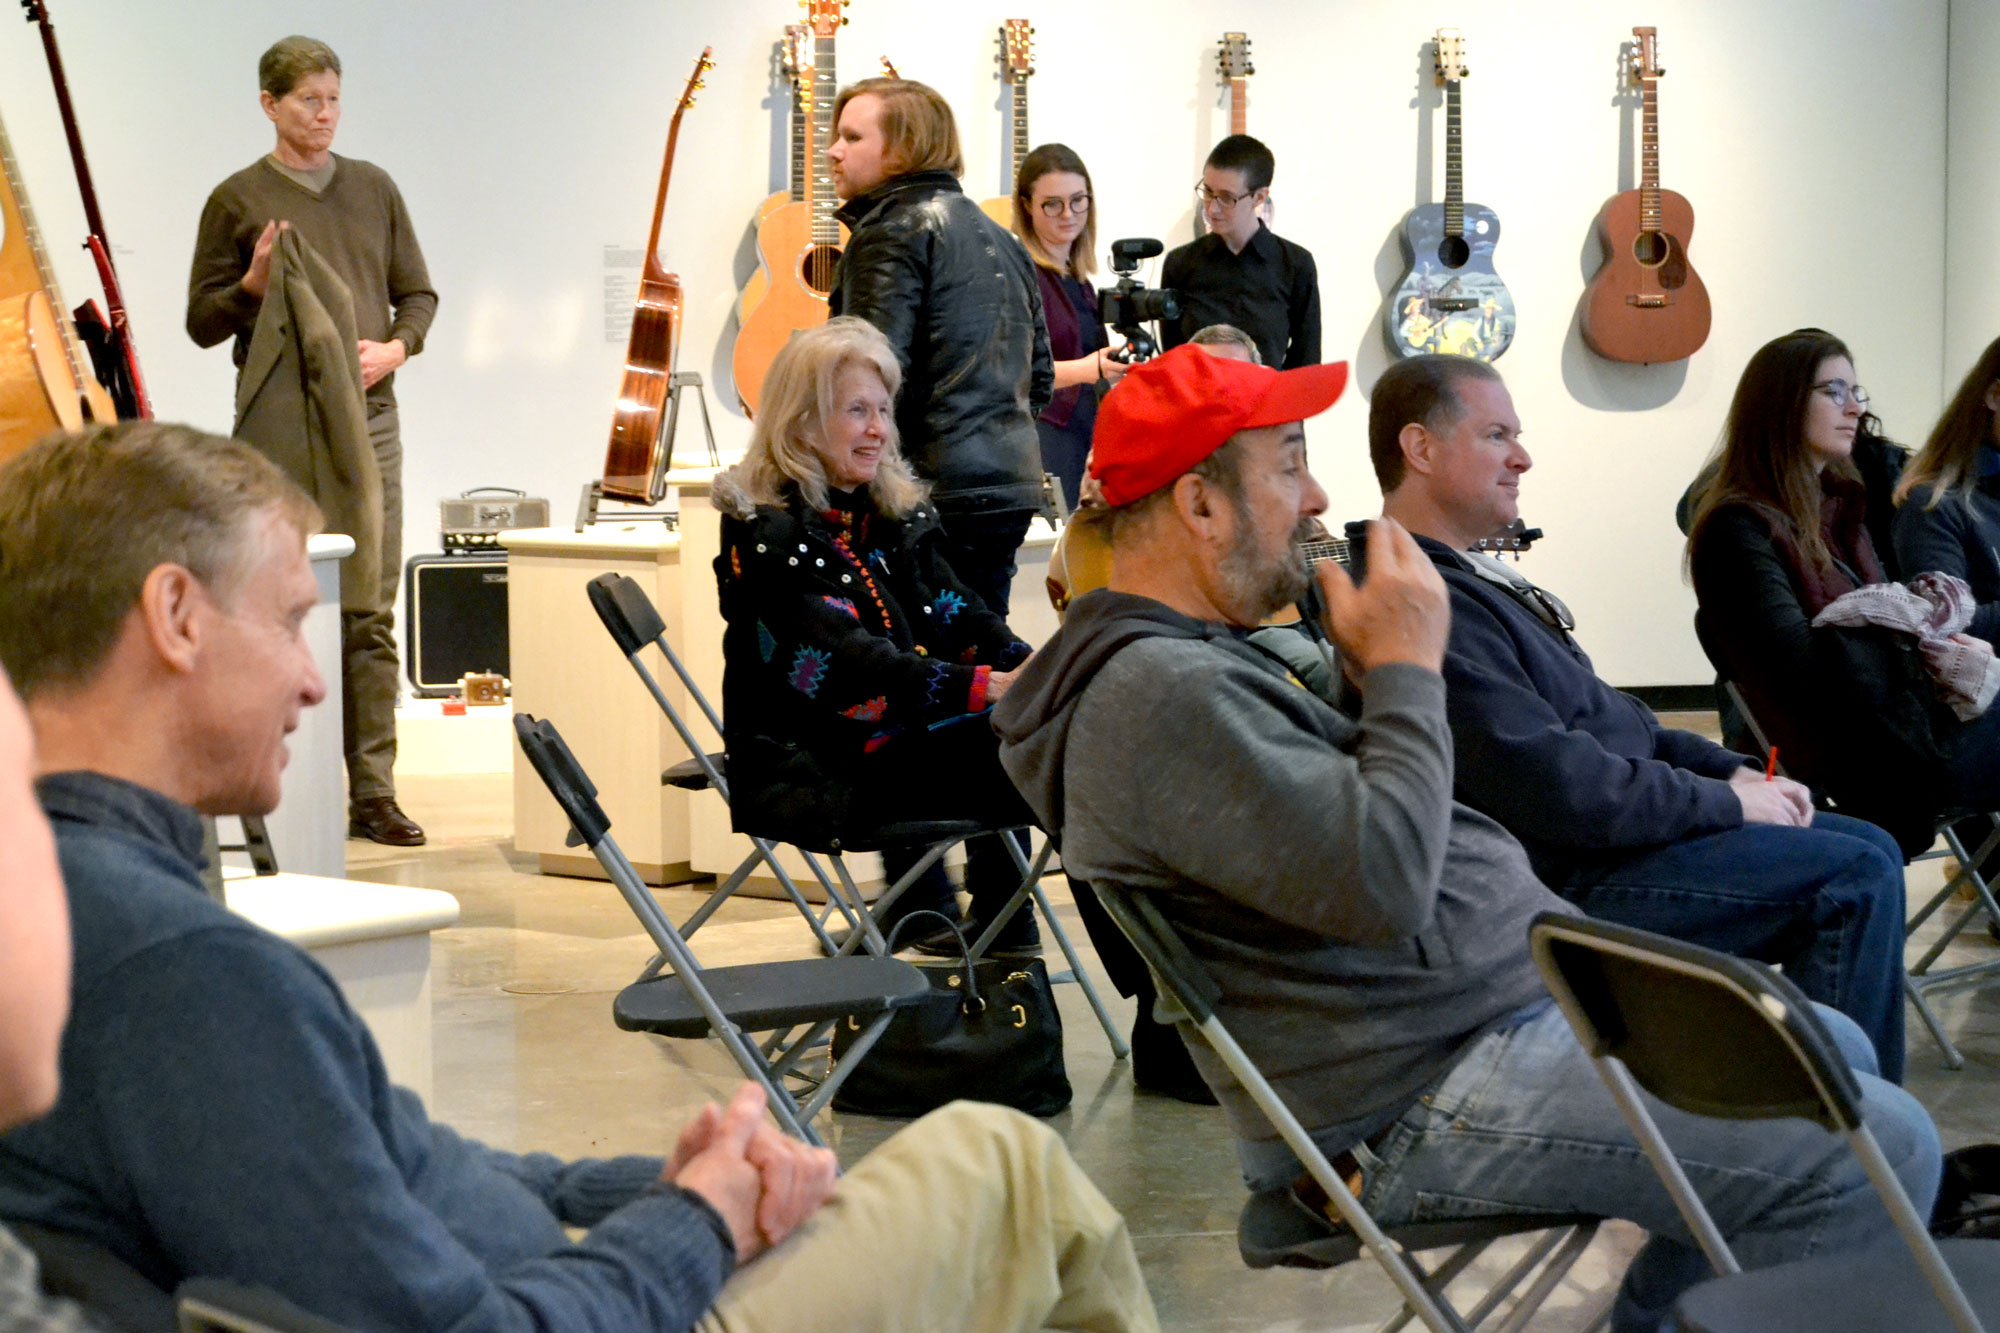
[439,487,549,551]
[405,553,510,697]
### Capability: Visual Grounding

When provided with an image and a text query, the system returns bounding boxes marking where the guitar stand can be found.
[576,373,720,531]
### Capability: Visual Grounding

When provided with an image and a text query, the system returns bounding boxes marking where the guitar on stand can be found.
[18,0,145,420]
[1386,29,1515,362]
[1581,26,1710,364]
[738,26,812,326]
[1197,32,1267,237]
[979,20,1033,229]
[0,102,115,468]
[732,0,849,417]
[583,47,716,527]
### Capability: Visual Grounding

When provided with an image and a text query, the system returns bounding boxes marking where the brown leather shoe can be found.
[349,796,426,846]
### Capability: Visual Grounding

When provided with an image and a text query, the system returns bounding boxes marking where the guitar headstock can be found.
[677,47,713,112]
[1002,18,1034,82]
[1218,31,1253,81]
[1473,518,1543,556]
[1434,28,1469,85]
[804,0,847,38]
[1631,25,1662,82]
[780,25,810,86]
[19,1,47,25]
[880,55,900,78]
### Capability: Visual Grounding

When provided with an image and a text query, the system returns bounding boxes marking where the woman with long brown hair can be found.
[1893,334,2000,643]
[1687,329,2000,855]
[1011,143,1126,510]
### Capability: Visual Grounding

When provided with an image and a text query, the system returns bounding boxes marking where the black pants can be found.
[856,715,1037,929]
[933,508,1035,619]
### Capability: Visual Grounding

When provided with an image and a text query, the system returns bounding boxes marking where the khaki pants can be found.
[698,1102,1159,1333]
[342,404,402,802]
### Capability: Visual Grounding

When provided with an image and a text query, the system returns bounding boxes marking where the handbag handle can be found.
[882,911,985,1013]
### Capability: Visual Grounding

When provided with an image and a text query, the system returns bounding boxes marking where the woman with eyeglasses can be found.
[1686,328,2000,856]
[1893,335,2000,643]
[1011,143,1123,511]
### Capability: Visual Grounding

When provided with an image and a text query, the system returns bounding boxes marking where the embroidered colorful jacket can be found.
[714,484,1032,843]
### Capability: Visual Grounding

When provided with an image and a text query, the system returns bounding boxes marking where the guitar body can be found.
[1386,202,1515,361]
[737,188,792,323]
[1581,188,1710,363]
[979,197,1013,230]
[732,199,844,415]
[601,263,684,503]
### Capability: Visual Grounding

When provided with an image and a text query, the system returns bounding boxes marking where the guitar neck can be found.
[811,34,839,242]
[1229,77,1247,137]
[0,106,92,395]
[790,79,809,203]
[1638,76,1661,234]
[1301,537,1349,569]
[27,2,111,250]
[1010,79,1029,190]
[1443,79,1464,238]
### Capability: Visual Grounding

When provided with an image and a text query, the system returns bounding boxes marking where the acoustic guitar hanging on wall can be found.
[979,20,1033,229]
[598,47,712,506]
[732,0,849,417]
[1196,32,1268,238]
[1386,29,1514,362]
[1581,26,1711,364]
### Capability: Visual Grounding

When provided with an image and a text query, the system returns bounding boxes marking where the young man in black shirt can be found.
[1161,135,1320,370]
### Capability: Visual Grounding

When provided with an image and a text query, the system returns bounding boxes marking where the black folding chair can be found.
[586,572,1127,1055]
[1093,882,1603,1332]
[1530,910,2000,1332]
[514,713,929,1145]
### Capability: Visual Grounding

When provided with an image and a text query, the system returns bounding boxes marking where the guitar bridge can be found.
[1429,298,1479,312]
[1625,295,1672,308]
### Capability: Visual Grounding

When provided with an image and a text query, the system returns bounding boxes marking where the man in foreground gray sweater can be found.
[992,345,1938,1332]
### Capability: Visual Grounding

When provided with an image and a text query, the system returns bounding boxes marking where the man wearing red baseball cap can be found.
[992,345,1932,1332]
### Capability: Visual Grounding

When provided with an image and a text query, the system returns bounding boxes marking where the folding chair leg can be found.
[795,1010,900,1124]
[1032,880,1130,1058]
[1905,973,1966,1070]
[966,834,1130,1058]
[827,842,957,957]
[1486,1222,1599,1333]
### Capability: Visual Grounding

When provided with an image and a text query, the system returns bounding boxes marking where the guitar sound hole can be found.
[1631,232,1669,267]
[801,245,843,297]
[1436,235,1471,268]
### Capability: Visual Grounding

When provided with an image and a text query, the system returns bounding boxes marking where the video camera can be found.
[1098,238,1179,363]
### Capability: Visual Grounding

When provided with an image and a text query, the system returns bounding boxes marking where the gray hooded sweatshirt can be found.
[993,589,1573,1151]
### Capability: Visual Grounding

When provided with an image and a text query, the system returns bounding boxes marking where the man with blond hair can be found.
[0,422,1158,1333]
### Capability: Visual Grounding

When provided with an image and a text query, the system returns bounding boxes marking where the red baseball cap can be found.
[1089,345,1349,506]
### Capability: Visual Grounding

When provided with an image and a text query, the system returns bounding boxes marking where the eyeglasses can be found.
[1034,192,1091,218]
[1194,182,1254,209]
[1522,584,1575,633]
[1813,380,1870,410]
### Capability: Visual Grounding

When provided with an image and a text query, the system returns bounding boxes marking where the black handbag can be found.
[829,912,1071,1118]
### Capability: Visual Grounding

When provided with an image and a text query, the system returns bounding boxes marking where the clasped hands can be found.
[662,1083,838,1264]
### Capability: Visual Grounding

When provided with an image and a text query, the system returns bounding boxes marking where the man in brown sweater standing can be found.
[187,35,437,846]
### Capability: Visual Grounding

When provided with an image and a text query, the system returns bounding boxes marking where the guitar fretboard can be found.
[789,54,808,204]
[0,105,90,405]
[1301,538,1351,569]
[1443,80,1464,239]
[1010,79,1029,182]
[1638,75,1661,234]
[810,34,839,244]
[1229,78,1247,136]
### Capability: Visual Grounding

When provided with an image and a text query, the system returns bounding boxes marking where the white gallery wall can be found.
[0,0,1960,685]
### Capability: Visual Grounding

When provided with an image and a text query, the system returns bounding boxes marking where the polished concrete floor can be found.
[346,714,2000,1331]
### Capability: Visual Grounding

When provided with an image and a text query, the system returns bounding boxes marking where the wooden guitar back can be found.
[601,265,683,502]
[1581,189,1710,363]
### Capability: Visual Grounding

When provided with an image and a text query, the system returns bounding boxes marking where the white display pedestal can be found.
[222,533,351,880]
[225,871,460,1100]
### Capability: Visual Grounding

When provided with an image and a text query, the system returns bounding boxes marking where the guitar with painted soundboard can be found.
[1581,26,1710,364]
[979,20,1034,229]
[1386,29,1515,362]
[733,0,848,417]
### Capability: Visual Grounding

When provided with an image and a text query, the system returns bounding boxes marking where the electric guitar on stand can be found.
[737,26,811,325]
[1581,26,1711,364]
[733,0,848,417]
[1386,29,1515,362]
[598,48,712,505]
[979,20,1033,229]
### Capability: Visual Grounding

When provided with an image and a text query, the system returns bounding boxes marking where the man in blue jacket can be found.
[0,422,1158,1333]
[1372,354,1910,1079]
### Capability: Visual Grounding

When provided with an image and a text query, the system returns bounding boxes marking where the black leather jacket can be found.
[832,171,1053,515]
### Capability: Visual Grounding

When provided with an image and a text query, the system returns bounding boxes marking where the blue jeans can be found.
[1249,1000,1938,1333]
[1559,812,1907,1081]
